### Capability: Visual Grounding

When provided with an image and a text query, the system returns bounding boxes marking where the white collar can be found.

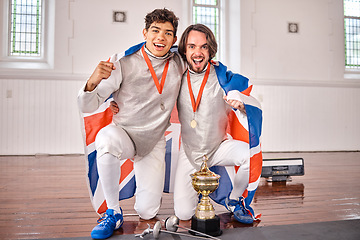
[188,62,209,74]
[144,46,170,60]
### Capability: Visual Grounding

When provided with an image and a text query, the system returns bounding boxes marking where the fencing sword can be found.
[164,215,221,240]
[135,221,214,240]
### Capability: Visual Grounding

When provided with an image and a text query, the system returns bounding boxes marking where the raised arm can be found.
[78,56,122,113]
[85,60,116,91]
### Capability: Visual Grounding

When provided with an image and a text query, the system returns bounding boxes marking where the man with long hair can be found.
[174,24,262,224]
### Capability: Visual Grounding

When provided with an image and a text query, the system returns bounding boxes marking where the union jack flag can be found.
[209,61,263,219]
[79,44,263,217]
[79,96,181,215]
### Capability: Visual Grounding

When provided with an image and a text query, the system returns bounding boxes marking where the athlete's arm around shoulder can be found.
[172,50,188,75]
[78,54,123,113]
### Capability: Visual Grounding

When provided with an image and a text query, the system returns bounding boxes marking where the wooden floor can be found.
[0,152,359,239]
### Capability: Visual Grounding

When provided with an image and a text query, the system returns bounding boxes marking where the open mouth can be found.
[192,58,204,67]
[154,43,165,51]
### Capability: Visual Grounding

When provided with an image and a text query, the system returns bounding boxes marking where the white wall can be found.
[69,0,186,74]
[238,0,360,151]
[240,0,347,82]
[0,0,359,155]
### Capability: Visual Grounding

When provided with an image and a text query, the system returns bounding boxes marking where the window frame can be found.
[1,0,54,70]
[9,0,43,57]
[344,0,360,70]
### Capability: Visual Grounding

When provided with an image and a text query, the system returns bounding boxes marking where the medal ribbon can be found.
[141,45,170,94]
[187,62,211,113]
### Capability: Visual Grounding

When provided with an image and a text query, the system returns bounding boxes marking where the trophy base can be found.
[190,215,222,237]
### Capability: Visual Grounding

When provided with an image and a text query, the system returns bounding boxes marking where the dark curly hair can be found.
[178,24,218,61]
[144,8,179,36]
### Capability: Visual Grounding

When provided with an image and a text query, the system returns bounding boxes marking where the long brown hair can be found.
[178,24,218,61]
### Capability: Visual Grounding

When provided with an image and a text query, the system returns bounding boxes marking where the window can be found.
[344,0,360,69]
[9,0,42,57]
[1,0,54,70]
[192,0,220,59]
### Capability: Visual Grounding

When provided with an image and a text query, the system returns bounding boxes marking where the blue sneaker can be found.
[225,198,253,224]
[91,208,124,239]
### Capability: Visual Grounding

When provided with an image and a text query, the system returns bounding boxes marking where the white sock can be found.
[229,164,249,201]
[97,153,122,214]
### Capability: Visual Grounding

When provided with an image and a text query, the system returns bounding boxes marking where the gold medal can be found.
[187,63,210,130]
[190,119,197,128]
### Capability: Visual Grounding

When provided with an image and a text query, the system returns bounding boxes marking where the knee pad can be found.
[95,125,134,159]
[174,207,194,221]
[174,195,197,220]
[134,192,162,220]
[95,127,110,148]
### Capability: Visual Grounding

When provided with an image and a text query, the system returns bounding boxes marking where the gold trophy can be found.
[190,155,222,236]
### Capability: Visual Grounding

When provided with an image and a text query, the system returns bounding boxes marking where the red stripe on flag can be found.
[97,200,108,215]
[119,159,134,183]
[242,189,248,198]
[84,108,113,146]
[170,105,179,123]
[228,111,249,144]
[241,85,253,96]
[249,151,263,183]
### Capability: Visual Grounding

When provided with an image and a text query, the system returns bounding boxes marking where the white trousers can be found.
[95,125,166,219]
[173,139,250,220]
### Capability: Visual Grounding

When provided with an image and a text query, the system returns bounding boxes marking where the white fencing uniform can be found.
[174,65,250,220]
[78,47,186,219]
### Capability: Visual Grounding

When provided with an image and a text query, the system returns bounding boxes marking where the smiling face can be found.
[185,30,210,73]
[143,21,177,57]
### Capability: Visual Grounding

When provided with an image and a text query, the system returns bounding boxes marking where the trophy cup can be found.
[190,155,222,237]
